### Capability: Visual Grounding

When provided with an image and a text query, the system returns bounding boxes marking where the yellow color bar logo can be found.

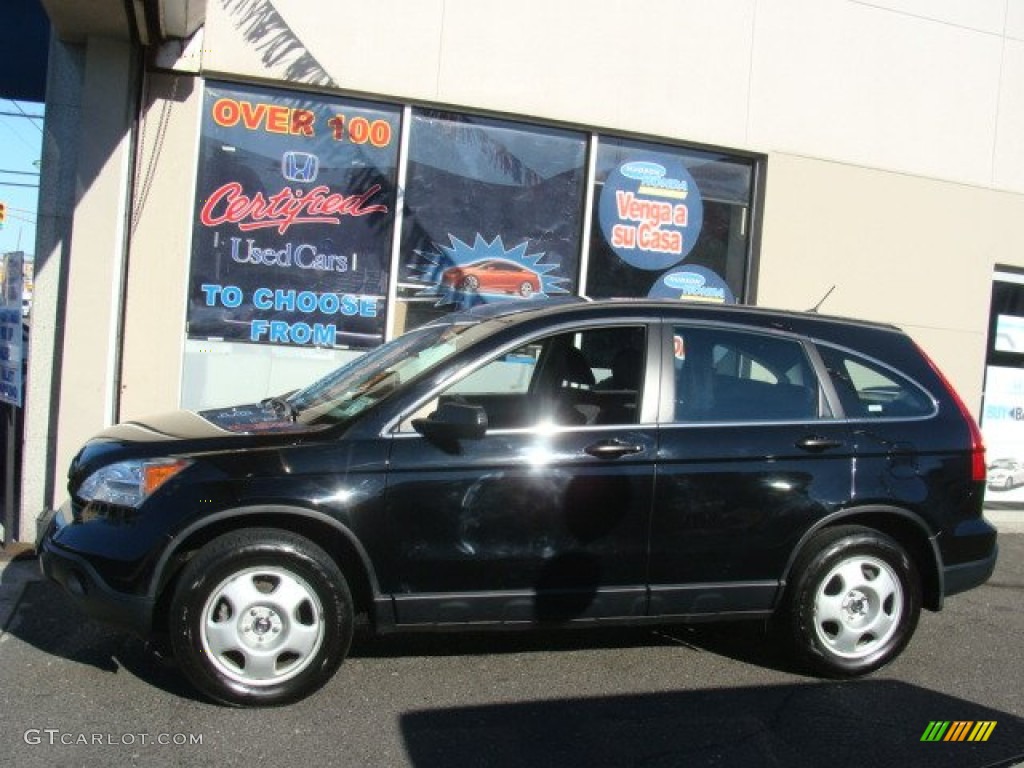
[921,721,997,742]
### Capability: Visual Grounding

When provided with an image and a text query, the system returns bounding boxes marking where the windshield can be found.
[287,318,490,425]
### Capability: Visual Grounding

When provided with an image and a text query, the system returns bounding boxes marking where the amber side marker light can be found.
[142,459,193,496]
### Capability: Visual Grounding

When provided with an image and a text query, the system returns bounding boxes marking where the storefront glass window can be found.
[187,81,402,349]
[586,137,754,303]
[982,269,1024,510]
[396,110,588,332]
[182,82,762,409]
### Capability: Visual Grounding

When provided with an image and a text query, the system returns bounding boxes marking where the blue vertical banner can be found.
[0,251,24,407]
[188,82,402,348]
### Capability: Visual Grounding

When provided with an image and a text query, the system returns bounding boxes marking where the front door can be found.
[384,323,658,626]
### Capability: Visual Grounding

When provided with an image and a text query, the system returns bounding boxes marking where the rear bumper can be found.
[942,543,998,598]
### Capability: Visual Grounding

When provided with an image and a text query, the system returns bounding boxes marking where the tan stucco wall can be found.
[50,37,135,514]
[117,74,200,422]
[201,0,1024,195]
[758,152,1024,416]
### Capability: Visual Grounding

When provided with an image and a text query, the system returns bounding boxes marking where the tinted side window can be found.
[817,345,934,419]
[403,325,646,431]
[673,326,820,422]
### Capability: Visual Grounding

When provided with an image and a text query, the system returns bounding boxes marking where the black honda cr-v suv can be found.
[38,299,997,706]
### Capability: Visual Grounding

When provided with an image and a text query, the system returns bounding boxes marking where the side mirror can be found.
[412,401,488,442]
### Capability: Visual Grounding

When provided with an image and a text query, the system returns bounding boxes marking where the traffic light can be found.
[0,201,6,229]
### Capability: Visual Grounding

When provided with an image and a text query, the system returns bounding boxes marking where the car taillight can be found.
[915,342,986,483]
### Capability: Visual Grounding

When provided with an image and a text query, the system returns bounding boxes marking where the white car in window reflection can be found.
[986,458,1024,490]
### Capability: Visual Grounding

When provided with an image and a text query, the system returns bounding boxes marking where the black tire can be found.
[168,528,353,707]
[781,525,921,677]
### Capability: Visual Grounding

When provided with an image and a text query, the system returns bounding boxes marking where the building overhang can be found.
[39,0,206,45]
[0,0,50,101]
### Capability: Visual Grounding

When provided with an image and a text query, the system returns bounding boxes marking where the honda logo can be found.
[281,151,320,183]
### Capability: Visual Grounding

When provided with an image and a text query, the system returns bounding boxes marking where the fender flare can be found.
[777,504,944,608]
[147,504,382,603]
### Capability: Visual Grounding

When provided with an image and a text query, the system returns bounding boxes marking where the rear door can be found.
[649,321,854,617]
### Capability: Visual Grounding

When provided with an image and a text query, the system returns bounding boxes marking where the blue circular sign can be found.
[599,157,704,271]
[648,266,734,304]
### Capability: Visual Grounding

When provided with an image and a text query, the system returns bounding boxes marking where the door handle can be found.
[796,435,844,452]
[585,439,645,459]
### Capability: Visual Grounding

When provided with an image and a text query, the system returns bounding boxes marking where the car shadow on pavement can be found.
[350,620,798,674]
[1,568,202,703]
[2,557,810,699]
[4,555,795,706]
[398,681,1024,768]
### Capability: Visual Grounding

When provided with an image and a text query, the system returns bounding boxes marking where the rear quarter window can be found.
[817,345,935,419]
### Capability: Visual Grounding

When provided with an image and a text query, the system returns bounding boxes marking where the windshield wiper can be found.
[261,396,299,423]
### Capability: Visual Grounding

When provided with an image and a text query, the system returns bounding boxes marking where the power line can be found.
[5,100,44,134]
[0,111,44,120]
[0,181,39,189]
[0,169,40,176]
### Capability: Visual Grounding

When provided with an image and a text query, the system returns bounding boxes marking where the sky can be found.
[0,98,44,260]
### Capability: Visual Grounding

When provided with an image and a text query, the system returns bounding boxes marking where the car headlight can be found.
[77,458,192,508]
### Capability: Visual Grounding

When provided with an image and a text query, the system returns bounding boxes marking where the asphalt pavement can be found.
[1,523,1022,768]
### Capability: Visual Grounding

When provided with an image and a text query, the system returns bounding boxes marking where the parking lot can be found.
[1,533,1022,768]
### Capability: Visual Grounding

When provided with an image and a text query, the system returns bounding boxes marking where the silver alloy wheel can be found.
[199,566,326,686]
[812,555,903,659]
[520,281,534,297]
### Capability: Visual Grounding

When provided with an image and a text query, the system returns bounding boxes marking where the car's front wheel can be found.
[168,528,353,707]
[782,525,921,677]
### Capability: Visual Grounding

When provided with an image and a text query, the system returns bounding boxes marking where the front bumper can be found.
[36,506,155,635]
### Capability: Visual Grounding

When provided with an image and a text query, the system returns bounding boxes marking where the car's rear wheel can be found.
[782,525,921,677]
[168,528,353,707]
[519,281,534,297]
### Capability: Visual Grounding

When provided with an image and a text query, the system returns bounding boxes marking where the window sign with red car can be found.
[396,110,587,326]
